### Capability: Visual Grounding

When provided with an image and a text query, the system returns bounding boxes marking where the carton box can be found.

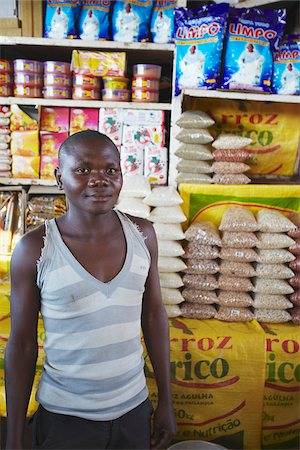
[70,108,99,135]
[40,107,69,132]
[40,132,69,157]
[122,124,165,150]
[99,108,123,148]
[120,145,143,177]
[11,130,39,156]
[12,155,40,179]
[40,155,59,180]
[123,109,164,126]
[144,146,168,185]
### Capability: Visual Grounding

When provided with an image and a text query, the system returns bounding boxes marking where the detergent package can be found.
[44,0,80,39]
[174,3,229,96]
[222,7,286,92]
[78,0,111,40]
[111,0,153,43]
[273,34,300,95]
[150,0,176,44]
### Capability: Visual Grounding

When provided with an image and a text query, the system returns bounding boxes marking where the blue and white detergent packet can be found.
[150,0,176,44]
[112,0,153,43]
[78,0,110,40]
[273,34,300,95]
[222,7,286,92]
[174,3,229,96]
[44,0,80,39]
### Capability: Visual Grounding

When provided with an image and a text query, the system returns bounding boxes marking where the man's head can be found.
[287,63,293,71]
[190,45,196,54]
[125,3,131,13]
[247,43,254,52]
[88,9,93,17]
[158,11,163,18]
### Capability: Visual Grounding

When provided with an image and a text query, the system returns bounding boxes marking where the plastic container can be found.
[43,86,71,99]
[103,76,129,89]
[0,60,13,73]
[73,73,100,89]
[72,86,100,100]
[132,88,159,103]
[132,77,160,90]
[0,73,13,85]
[133,64,161,79]
[14,72,42,86]
[102,88,130,102]
[43,61,71,75]
[44,73,72,87]
[168,441,228,450]
[14,59,43,74]
[14,84,42,98]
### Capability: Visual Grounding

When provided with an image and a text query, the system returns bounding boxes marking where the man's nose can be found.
[88,170,108,186]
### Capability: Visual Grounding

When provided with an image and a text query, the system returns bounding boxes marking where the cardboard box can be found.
[40,155,58,180]
[122,124,165,150]
[12,155,40,179]
[144,146,168,185]
[99,108,123,148]
[70,108,99,135]
[40,107,69,132]
[123,109,164,126]
[11,130,39,156]
[40,131,69,157]
[120,145,143,177]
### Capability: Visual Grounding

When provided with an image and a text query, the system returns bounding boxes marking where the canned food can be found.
[43,61,71,75]
[14,59,43,74]
[102,89,130,102]
[132,88,159,103]
[72,86,100,100]
[0,60,13,73]
[14,72,43,86]
[14,84,42,98]
[0,73,13,85]
[133,64,161,79]
[44,73,72,87]
[102,76,129,90]
[132,77,160,90]
[43,86,71,99]
[73,73,100,89]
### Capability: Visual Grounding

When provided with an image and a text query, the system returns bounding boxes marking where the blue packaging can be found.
[44,0,80,39]
[222,7,286,92]
[174,3,229,96]
[111,1,153,43]
[150,0,176,44]
[78,0,111,40]
[273,35,300,95]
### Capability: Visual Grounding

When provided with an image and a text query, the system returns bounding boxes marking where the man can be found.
[233,43,264,85]
[115,3,139,43]
[279,63,300,95]
[153,11,171,44]
[179,45,205,88]
[5,130,177,449]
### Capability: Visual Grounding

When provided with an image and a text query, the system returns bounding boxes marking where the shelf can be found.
[183,89,300,104]
[0,97,172,110]
[0,178,57,186]
[234,0,288,7]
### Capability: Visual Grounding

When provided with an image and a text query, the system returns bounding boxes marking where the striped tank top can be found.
[36,210,151,420]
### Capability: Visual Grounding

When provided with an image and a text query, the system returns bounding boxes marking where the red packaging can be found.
[0,60,13,73]
[73,73,100,89]
[14,84,42,98]
[72,87,100,100]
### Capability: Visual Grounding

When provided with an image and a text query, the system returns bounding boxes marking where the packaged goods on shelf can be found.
[44,1,78,39]
[98,108,124,148]
[111,1,152,43]
[116,197,150,218]
[40,155,58,180]
[40,131,69,157]
[143,146,167,184]
[122,124,165,149]
[103,77,129,90]
[101,88,129,102]
[0,191,23,253]
[11,130,39,156]
[70,108,99,135]
[150,0,175,44]
[143,186,183,207]
[120,144,143,177]
[118,174,151,198]
[40,107,70,132]
[0,106,11,178]
[273,35,300,95]
[12,155,40,179]
[123,109,164,126]
[71,50,126,77]
[78,0,110,41]
[10,104,38,132]
[175,110,215,129]
[26,194,67,231]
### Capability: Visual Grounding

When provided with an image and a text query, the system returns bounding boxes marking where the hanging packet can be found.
[174,3,229,96]
[273,34,300,95]
[111,0,153,43]
[78,0,110,40]
[150,0,176,44]
[222,6,286,92]
[44,0,80,39]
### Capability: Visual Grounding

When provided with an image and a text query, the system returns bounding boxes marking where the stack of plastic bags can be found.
[175,111,214,185]
[287,213,300,324]
[116,175,151,219]
[0,106,12,178]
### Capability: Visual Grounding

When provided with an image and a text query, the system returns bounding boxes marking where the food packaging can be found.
[43,86,71,99]
[43,74,72,87]
[14,72,42,86]
[11,130,39,156]
[14,85,42,98]
[103,77,129,89]
[144,146,168,184]
[40,155,59,179]
[0,60,13,73]
[40,107,70,132]
[12,155,40,178]
[0,85,13,97]
[13,59,43,74]
[40,131,69,156]
[132,88,159,103]
[43,61,71,75]
[10,104,38,131]
[70,108,99,135]
[133,64,161,79]
[0,73,13,85]
[102,89,130,102]
[73,73,100,89]
[120,145,144,177]
[122,124,165,149]
[72,86,100,100]
[122,109,164,126]
[132,77,160,90]
[71,50,126,77]
[98,108,123,148]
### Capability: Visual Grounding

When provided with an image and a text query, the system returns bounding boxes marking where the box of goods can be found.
[10,104,38,132]
[40,132,69,157]
[12,155,40,179]
[11,130,39,156]
[123,109,164,126]
[144,146,168,185]
[71,50,126,77]
[40,155,58,180]
[98,108,123,148]
[122,124,165,150]
[40,107,69,132]
[26,194,67,232]
[70,108,99,135]
[120,145,143,177]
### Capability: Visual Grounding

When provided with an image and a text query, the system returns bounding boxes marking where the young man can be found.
[5,130,177,449]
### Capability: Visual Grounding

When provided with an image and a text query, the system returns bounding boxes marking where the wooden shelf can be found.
[234,0,289,7]
[0,178,57,186]
[183,89,300,104]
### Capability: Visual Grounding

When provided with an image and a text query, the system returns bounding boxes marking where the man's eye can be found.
[106,168,119,175]
[76,168,89,174]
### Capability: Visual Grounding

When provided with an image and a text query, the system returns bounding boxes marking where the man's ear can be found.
[55,167,63,190]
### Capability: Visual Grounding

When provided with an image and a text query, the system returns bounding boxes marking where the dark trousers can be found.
[32,399,153,450]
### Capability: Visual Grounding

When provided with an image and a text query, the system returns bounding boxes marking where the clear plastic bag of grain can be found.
[289,240,300,256]
[290,290,300,306]
[257,210,297,233]
[180,302,216,319]
[175,144,213,161]
[219,261,256,278]
[218,275,253,292]
[176,173,213,184]
[212,161,250,174]
[253,294,293,310]
[176,159,213,174]
[143,186,183,207]
[255,263,294,279]
[212,134,252,150]
[183,243,219,260]
[290,306,300,325]
[161,287,185,305]
[218,291,254,307]
[175,110,215,129]
[175,128,214,144]
[185,221,221,245]
[212,174,251,185]
[212,149,250,163]
[287,212,300,239]
[183,259,219,275]
[290,256,300,272]
[158,256,187,273]
[153,223,185,241]
[253,278,294,295]
[219,207,258,232]
[149,205,186,224]
[182,289,218,304]
[221,231,259,248]
[182,273,218,290]
[215,306,254,322]
[256,249,295,264]
[256,232,295,249]
[289,274,300,288]
[254,308,292,323]
[220,247,257,263]
[164,304,181,318]
[159,272,184,289]
[158,240,185,257]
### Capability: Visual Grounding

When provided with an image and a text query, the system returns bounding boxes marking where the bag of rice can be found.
[256,232,295,249]
[158,256,187,273]
[289,274,300,288]
[149,206,186,224]
[176,128,214,144]
[185,221,221,245]
[287,212,300,238]
[290,290,300,306]
[253,278,294,295]
[143,186,183,207]
[212,149,250,162]
[256,249,295,264]
[255,263,294,279]
[161,287,184,305]
[254,308,292,323]
[158,240,185,257]
[183,259,219,275]
[175,144,213,161]
[212,161,250,174]
[183,274,218,290]
[218,275,253,292]
[212,174,251,185]
[221,231,258,248]
[176,159,212,174]
[212,135,252,150]
[218,291,254,307]
[219,207,258,232]
[180,303,216,319]
[257,210,298,233]
[215,306,254,322]
[290,256,300,272]
[289,240,300,255]
[290,306,300,325]
[153,223,185,241]
[159,272,184,289]
[175,110,215,129]
[119,175,151,198]
[220,247,257,262]
[116,198,150,219]
[164,304,181,318]
[183,243,219,260]
[219,261,256,278]
[176,173,212,184]
[253,294,293,310]
[182,289,218,304]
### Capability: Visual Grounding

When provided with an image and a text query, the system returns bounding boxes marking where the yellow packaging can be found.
[12,156,40,179]
[71,50,126,77]
[10,104,38,132]
[11,130,39,157]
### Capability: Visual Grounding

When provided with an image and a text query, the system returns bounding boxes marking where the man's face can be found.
[247,44,254,52]
[190,46,196,54]
[288,64,293,71]
[125,4,131,13]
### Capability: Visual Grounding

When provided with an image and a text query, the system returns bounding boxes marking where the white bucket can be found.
[168,440,228,450]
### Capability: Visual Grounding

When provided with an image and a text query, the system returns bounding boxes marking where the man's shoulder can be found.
[125,214,155,239]
[12,224,46,265]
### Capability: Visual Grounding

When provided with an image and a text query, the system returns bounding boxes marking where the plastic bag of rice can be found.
[255,263,294,279]
[212,174,251,185]
[218,291,254,307]
[219,207,258,232]
[253,278,294,295]
[256,249,295,264]
[158,256,187,273]
[164,304,181,318]
[158,240,185,257]
[183,243,219,260]
[153,223,185,241]
[220,247,257,262]
[254,308,292,323]
[289,240,300,255]
[159,272,184,289]
[212,149,250,162]
[183,259,219,275]
[183,273,218,290]
[290,256,300,272]
[218,275,253,292]
[221,231,258,248]
[212,135,252,150]
[215,306,254,322]
[290,306,300,325]
[175,143,213,161]
[161,287,184,305]
[219,261,256,278]
[182,289,218,304]
[175,110,215,129]
[176,159,212,174]
[287,212,300,238]
[149,206,186,223]
[119,175,151,198]
[256,232,295,249]
[257,210,298,233]
[289,274,300,288]
[212,161,250,174]
[290,290,300,306]
[185,221,221,245]
[180,303,216,319]
[176,128,214,144]
[176,173,212,184]
[116,198,150,219]
[143,186,183,207]
[253,294,293,310]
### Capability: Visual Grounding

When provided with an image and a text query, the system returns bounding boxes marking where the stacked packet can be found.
[0,106,12,178]
[116,175,151,219]
[287,213,300,325]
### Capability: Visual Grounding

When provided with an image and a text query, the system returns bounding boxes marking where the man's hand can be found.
[151,402,178,450]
